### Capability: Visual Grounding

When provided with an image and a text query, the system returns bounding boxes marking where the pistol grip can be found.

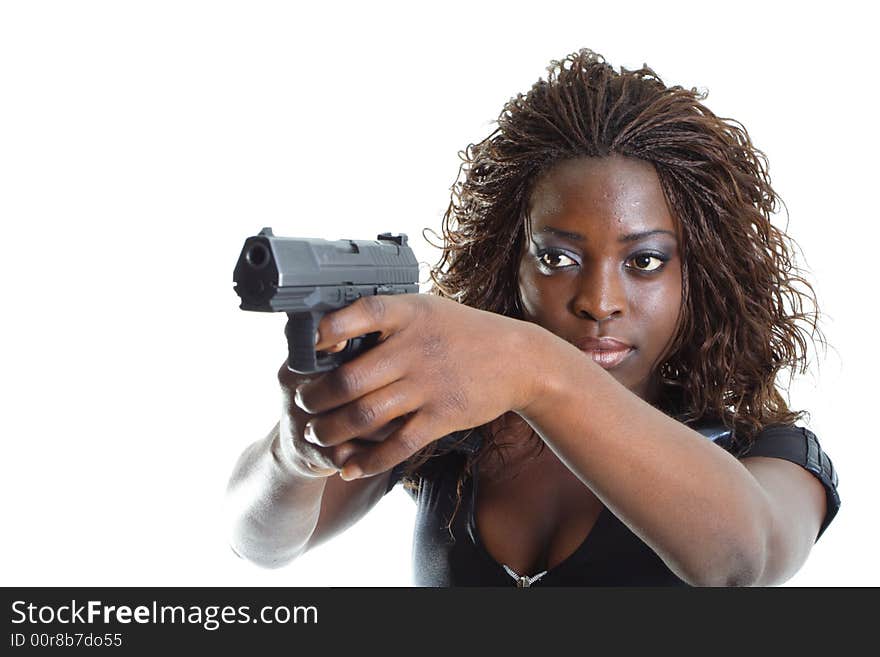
[285,312,380,374]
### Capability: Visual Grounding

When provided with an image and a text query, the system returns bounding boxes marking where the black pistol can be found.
[233,228,420,374]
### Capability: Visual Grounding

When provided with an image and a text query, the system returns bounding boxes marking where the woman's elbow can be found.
[228,530,306,570]
[224,498,308,570]
[687,542,765,587]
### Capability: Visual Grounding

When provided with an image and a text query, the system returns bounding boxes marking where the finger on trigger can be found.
[315,295,404,352]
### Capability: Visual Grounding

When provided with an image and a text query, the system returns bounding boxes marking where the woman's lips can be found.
[580,347,634,369]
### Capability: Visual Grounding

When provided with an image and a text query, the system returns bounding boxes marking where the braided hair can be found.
[401,49,826,520]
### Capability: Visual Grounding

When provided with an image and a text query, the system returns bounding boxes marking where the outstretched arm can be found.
[515,325,827,586]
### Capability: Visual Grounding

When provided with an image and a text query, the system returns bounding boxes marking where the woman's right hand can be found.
[277,341,403,479]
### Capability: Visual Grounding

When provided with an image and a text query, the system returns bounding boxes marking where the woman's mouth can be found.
[580,347,634,370]
[572,336,634,370]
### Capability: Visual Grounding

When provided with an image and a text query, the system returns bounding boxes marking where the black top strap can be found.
[740,425,840,541]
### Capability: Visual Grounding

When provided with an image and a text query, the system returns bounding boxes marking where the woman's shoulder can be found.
[689,417,841,540]
[740,424,838,494]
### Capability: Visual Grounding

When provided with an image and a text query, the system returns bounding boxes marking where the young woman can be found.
[225,49,840,586]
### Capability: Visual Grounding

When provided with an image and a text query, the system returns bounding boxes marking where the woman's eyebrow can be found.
[539,226,676,243]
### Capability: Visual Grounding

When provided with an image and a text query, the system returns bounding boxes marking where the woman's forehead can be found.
[527,155,677,238]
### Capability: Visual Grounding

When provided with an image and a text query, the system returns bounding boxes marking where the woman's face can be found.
[517,155,683,403]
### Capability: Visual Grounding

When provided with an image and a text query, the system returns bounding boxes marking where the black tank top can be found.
[385,422,840,587]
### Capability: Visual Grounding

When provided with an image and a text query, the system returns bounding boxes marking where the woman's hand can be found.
[293,294,540,480]
[277,348,404,479]
[278,360,348,479]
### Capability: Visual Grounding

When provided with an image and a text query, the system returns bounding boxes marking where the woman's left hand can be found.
[293,294,542,480]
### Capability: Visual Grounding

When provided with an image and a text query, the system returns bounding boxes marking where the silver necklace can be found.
[502,563,548,588]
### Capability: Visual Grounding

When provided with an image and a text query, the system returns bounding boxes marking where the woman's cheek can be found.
[517,274,550,324]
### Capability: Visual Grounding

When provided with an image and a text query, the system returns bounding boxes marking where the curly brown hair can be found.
[399,48,827,513]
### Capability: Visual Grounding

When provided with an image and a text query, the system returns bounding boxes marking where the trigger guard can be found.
[315,335,367,370]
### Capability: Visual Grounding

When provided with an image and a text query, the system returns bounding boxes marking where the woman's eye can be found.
[628,253,667,272]
[537,251,577,270]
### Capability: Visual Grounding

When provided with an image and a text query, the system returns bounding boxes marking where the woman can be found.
[225,49,840,586]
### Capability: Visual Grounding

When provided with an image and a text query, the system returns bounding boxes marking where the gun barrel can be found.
[244,242,272,269]
[233,228,420,312]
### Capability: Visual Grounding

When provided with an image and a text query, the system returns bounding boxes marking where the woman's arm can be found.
[225,361,398,569]
[516,323,825,587]
[225,422,330,568]
[225,422,394,569]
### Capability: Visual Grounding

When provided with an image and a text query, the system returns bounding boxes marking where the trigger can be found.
[318,340,349,355]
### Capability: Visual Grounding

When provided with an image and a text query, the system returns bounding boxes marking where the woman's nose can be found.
[571,263,626,321]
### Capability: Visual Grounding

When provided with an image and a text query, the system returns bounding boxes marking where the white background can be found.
[1,0,876,587]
